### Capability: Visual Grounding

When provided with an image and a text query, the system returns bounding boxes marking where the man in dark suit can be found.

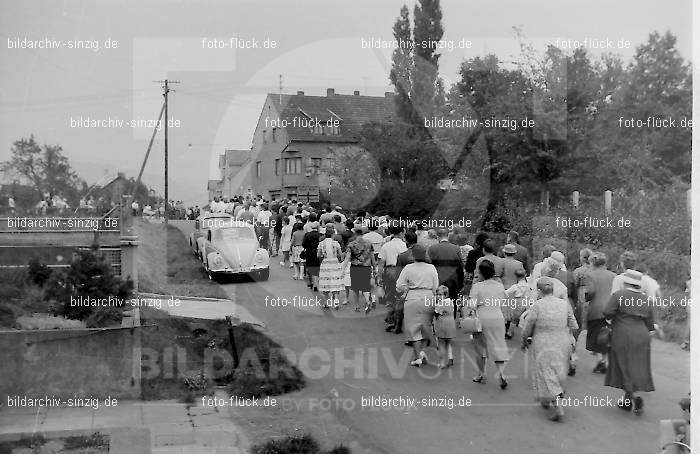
[499,230,530,273]
[428,228,464,318]
[583,252,616,374]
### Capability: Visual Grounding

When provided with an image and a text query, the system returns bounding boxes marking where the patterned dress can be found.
[318,238,344,292]
[522,295,579,401]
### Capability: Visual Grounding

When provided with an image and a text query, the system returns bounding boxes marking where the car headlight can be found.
[254,251,266,263]
[213,255,224,267]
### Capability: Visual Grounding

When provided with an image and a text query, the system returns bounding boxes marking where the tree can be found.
[45,248,133,327]
[359,121,448,217]
[327,146,381,211]
[2,135,84,206]
[613,31,691,181]
[389,1,445,124]
[411,0,444,120]
[390,5,414,123]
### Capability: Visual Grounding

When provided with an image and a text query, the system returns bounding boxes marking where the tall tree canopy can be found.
[2,135,84,206]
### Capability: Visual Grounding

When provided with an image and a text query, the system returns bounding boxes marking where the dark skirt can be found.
[350,265,372,292]
[586,318,609,353]
[605,320,655,393]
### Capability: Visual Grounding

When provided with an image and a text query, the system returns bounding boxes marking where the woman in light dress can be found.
[396,244,439,367]
[521,277,579,421]
[468,259,510,389]
[317,225,345,309]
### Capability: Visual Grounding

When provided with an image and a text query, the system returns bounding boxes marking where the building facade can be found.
[220,89,395,203]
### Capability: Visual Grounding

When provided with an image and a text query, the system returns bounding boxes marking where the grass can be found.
[135,218,228,299]
[140,307,305,401]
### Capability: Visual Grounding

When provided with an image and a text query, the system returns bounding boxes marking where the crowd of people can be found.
[202,196,677,423]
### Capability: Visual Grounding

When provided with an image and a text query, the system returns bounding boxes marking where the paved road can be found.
[171,220,690,454]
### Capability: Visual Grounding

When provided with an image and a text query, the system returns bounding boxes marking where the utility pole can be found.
[154,79,179,224]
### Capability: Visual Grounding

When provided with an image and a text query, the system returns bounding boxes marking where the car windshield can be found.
[202,217,233,229]
[215,227,256,241]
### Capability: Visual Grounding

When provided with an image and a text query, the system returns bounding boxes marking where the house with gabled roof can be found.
[229,88,395,203]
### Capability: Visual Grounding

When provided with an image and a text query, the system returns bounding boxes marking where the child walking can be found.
[505,269,533,338]
[434,285,456,369]
[290,222,305,280]
[279,217,293,268]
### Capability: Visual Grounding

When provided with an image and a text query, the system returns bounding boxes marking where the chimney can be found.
[297,91,304,96]
[384,91,394,98]
[327,88,335,97]
[353,90,360,96]
[117,172,125,178]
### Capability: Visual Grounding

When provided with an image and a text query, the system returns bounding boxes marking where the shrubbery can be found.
[41,248,133,327]
[456,186,690,256]
[251,434,349,454]
[27,259,53,286]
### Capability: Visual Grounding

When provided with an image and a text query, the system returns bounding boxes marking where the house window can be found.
[272,128,277,142]
[262,130,267,144]
[275,159,280,176]
[310,158,322,174]
[256,161,262,178]
[285,157,301,174]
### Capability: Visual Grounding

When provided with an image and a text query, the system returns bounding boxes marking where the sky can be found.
[0,0,692,205]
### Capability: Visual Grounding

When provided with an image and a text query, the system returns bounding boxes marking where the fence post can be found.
[604,190,612,215]
[572,191,579,209]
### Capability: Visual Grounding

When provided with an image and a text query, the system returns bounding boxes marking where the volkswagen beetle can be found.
[197,221,270,281]
[189,212,234,257]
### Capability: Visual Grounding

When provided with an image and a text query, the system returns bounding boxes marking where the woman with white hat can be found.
[603,269,657,416]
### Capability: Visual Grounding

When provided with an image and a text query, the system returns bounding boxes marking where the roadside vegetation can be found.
[135,218,228,299]
[0,249,131,329]
[251,434,350,454]
[140,308,304,402]
[137,220,304,402]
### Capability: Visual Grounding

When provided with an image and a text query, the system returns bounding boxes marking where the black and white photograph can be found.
[0,1,696,453]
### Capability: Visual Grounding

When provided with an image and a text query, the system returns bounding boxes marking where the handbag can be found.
[459,309,482,334]
[597,324,612,350]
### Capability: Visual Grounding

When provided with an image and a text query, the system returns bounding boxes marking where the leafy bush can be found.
[465,187,690,256]
[27,259,53,286]
[0,302,15,328]
[251,434,321,454]
[63,432,109,451]
[228,360,305,399]
[251,434,350,454]
[183,370,209,392]
[0,268,28,301]
[44,248,133,327]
